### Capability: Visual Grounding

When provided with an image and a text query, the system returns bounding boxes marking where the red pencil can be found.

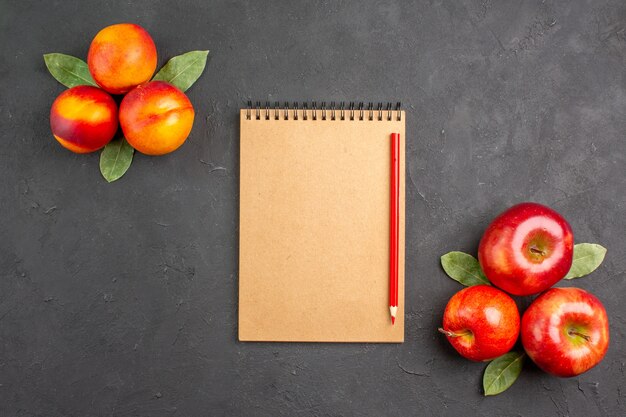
[389,133,400,325]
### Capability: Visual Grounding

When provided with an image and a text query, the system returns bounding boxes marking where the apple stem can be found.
[438,327,472,338]
[529,246,546,256]
[568,329,591,342]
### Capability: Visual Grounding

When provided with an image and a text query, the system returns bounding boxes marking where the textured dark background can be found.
[1,0,625,416]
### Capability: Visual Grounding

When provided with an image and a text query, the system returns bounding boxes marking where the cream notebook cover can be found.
[239,103,405,342]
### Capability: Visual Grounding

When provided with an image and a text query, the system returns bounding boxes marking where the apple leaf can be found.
[440,251,490,286]
[152,50,209,92]
[564,243,607,280]
[483,352,525,396]
[43,53,98,88]
[99,136,134,183]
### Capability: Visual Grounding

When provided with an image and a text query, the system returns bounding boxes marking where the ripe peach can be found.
[119,81,194,155]
[50,86,118,153]
[87,23,157,95]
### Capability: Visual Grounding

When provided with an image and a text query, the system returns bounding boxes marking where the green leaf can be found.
[43,53,97,88]
[99,137,134,183]
[564,243,607,279]
[483,352,525,396]
[152,50,209,92]
[440,251,490,286]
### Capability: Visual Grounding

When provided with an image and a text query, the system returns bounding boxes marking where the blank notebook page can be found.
[239,108,405,342]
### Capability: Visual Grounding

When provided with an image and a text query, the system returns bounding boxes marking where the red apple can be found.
[478,202,574,296]
[521,287,609,377]
[439,285,520,361]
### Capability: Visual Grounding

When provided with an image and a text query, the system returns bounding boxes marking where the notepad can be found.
[239,103,405,342]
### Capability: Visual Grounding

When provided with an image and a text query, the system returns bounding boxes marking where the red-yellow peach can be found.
[49,86,118,153]
[87,23,157,95]
[119,81,194,155]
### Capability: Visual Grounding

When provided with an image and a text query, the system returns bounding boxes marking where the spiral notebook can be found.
[239,102,405,342]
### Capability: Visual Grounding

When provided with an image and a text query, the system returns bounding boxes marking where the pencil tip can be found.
[389,306,398,325]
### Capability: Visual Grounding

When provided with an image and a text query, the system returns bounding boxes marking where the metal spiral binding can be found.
[246,101,402,121]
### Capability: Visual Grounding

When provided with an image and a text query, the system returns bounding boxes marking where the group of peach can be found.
[50,24,194,155]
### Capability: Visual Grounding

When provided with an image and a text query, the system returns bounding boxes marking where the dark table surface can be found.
[2,1,625,416]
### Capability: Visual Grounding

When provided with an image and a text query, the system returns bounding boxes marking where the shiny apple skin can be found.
[521,287,609,377]
[478,202,574,296]
[440,285,520,361]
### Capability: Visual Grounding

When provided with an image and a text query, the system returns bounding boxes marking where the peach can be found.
[87,23,157,95]
[50,86,118,153]
[119,81,194,155]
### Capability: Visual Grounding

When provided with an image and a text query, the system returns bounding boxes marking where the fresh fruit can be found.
[87,23,157,94]
[49,85,118,153]
[478,202,574,296]
[439,285,520,361]
[521,287,609,377]
[119,81,194,155]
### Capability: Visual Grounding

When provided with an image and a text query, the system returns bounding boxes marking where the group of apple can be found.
[50,23,194,156]
[439,202,609,378]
